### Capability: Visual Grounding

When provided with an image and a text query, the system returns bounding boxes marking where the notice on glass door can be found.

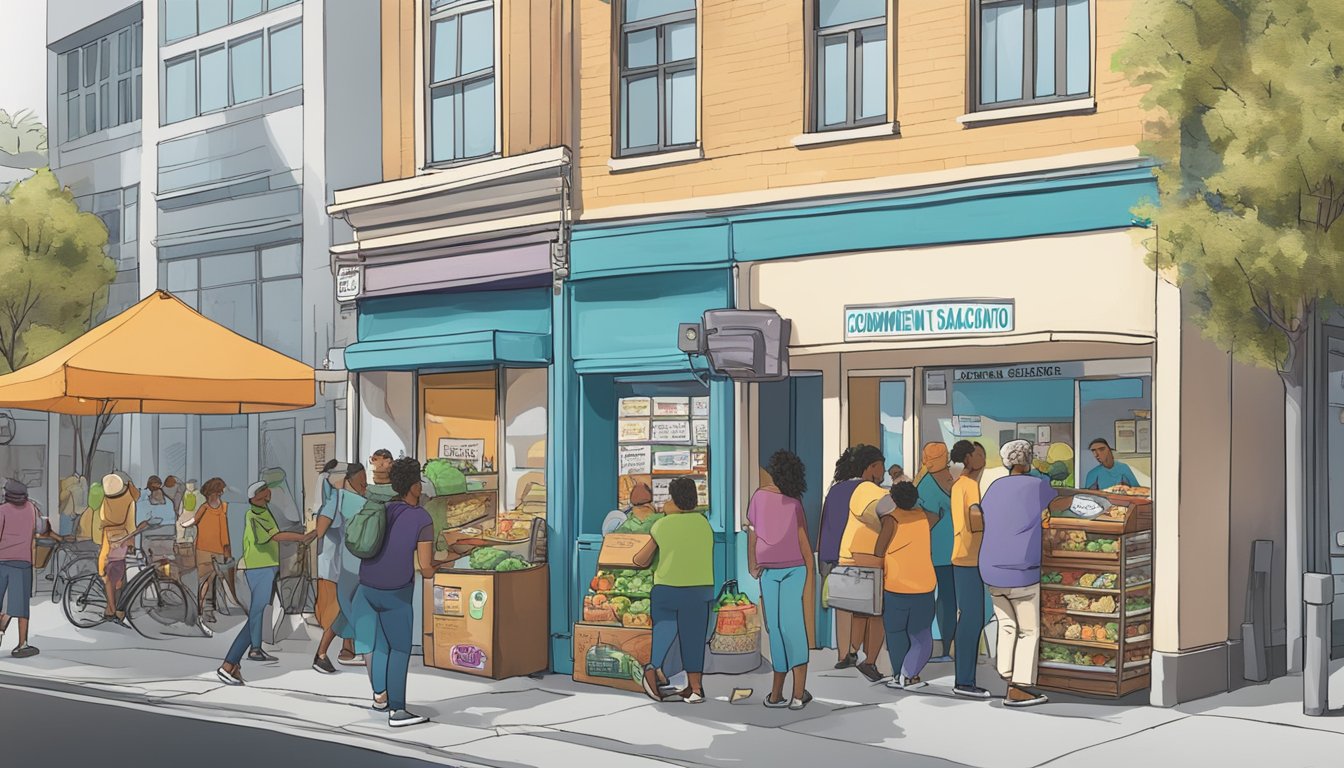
[652,447,694,473]
[691,396,710,417]
[653,397,691,417]
[692,419,710,446]
[618,418,651,442]
[618,445,652,476]
[650,420,691,442]
[619,397,652,417]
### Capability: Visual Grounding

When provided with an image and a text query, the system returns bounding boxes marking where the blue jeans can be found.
[882,590,935,680]
[226,567,277,666]
[760,566,809,673]
[359,583,415,711]
[953,565,987,687]
[933,564,956,655]
[0,561,33,619]
[650,585,713,674]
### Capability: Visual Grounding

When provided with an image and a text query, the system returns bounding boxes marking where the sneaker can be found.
[679,688,707,704]
[337,653,366,667]
[1004,686,1049,708]
[312,655,337,674]
[954,685,993,700]
[248,650,279,663]
[856,662,884,683]
[11,645,39,659]
[834,652,858,670]
[372,693,389,711]
[885,675,927,691]
[388,709,429,728]
[640,665,666,702]
[216,667,244,686]
[763,694,791,709]
[929,655,954,664]
[202,613,217,624]
[788,691,814,711]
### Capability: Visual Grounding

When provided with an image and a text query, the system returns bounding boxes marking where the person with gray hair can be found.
[977,440,1072,707]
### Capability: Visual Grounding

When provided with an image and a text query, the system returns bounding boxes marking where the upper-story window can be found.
[61,22,143,142]
[164,0,299,44]
[427,0,496,165]
[163,20,302,124]
[617,0,697,157]
[813,0,887,132]
[973,0,1091,111]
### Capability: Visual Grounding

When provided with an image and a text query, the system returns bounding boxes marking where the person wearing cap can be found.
[98,472,145,622]
[979,439,1072,708]
[311,460,359,673]
[0,479,64,657]
[216,481,315,686]
[915,442,957,663]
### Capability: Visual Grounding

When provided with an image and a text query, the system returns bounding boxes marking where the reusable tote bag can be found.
[823,565,883,616]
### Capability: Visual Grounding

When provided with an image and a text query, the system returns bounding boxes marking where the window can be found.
[123,186,139,244]
[974,0,1091,111]
[230,35,264,104]
[812,0,886,131]
[199,46,228,113]
[164,0,199,43]
[617,0,696,156]
[162,22,302,124]
[232,0,264,23]
[427,0,496,164]
[62,22,143,142]
[165,54,198,123]
[268,23,302,93]
[199,0,229,34]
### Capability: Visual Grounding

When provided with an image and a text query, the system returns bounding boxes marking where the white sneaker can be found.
[338,653,366,667]
[389,709,429,728]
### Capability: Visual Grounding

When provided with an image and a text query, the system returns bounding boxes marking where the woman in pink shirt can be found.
[748,450,814,710]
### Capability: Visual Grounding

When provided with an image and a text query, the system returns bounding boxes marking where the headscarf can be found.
[915,442,950,485]
[1000,439,1034,470]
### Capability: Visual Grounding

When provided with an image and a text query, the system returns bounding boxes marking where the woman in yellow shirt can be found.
[872,481,940,691]
[837,444,889,683]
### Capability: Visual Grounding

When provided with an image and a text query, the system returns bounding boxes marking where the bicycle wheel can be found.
[277,575,314,615]
[63,574,108,629]
[127,579,193,640]
[54,555,99,604]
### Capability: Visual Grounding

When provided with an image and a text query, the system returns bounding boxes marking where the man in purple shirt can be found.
[979,440,1070,708]
[356,457,436,728]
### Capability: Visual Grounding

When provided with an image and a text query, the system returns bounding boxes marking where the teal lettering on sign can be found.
[844,301,1015,341]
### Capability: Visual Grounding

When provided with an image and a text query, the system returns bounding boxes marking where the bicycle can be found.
[45,538,100,603]
[63,531,204,640]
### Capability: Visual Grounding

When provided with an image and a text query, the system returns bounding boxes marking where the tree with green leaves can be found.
[1115,0,1344,596]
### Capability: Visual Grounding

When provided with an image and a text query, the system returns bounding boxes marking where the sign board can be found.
[301,432,337,517]
[951,362,1084,383]
[845,300,1014,341]
[438,438,485,470]
[618,445,652,476]
[952,415,982,437]
[692,419,710,446]
[336,266,362,302]
[652,448,693,473]
[618,418,651,442]
[650,420,691,442]
[652,397,690,417]
[619,397,652,417]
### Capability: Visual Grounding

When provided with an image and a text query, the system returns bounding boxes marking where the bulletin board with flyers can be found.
[616,386,710,512]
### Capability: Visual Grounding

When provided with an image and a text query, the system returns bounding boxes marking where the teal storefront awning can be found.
[349,287,551,372]
[345,330,549,372]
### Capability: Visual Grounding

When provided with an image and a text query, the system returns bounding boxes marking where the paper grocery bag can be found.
[598,533,657,569]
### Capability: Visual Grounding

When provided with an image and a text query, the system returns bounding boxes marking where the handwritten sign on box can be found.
[650,420,691,442]
[438,438,485,470]
[651,478,672,506]
[618,419,651,443]
[692,419,709,446]
[652,448,693,473]
[691,397,710,417]
[618,445,652,476]
[653,397,690,417]
[619,397,652,417]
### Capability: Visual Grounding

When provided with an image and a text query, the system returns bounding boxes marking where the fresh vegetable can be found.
[626,599,651,615]
[609,596,633,615]
[494,557,530,572]
[424,458,468,496]
[469,547,510,571]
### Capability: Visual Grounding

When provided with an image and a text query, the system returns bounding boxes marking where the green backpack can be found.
[345,488,395,560]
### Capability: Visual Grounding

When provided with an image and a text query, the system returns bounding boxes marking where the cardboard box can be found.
[572,622,653,693]
[424,564,549,680]
[598,533,657,569]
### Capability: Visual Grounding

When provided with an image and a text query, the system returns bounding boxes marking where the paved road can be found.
[0,687,460,768]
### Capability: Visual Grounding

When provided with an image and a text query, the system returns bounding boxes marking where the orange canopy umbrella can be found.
[0,290,315,415]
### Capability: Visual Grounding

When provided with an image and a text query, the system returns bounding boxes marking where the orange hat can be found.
[921,443,950,474]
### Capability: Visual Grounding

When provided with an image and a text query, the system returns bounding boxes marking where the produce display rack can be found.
[1037,490,1154,698]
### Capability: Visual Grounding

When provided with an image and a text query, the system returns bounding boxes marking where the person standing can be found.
[98,472,140,623]
[0,480,64,657]
[187,478,231,623]
[979,439,1071,707]
[748,450,814,710]
[915,443,957,663]
[872,481,939,691]
[641,477,714,704]
[369,449,395,487]
[355,457,435,727]
[887,464,909,487]
[838,444,892,683]
[141,476,173,530]
[1084,439,1139,490]
[948,440,991,699]
[338,462,375,667]
[818,448,860,668]
[216,482,313,686]
[311,460,358,673]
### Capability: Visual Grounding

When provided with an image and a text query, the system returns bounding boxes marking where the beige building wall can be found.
[577,0,1145,215]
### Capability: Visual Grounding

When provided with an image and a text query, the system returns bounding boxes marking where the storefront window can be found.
[1079,377,1151,490]
[503,368,547,518]
[615,380,710,526]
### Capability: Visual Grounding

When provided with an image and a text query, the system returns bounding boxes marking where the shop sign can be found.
[952,415,982,437]
[844,300,1014,340]
[438,438,485,470]
[951,362,1084,382]
[336,266,361,301]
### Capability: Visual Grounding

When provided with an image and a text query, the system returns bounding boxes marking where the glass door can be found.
[1325,332,1344,657]
[847,370,913,485]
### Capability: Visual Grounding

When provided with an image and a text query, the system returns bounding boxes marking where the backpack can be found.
[345,490,394,560]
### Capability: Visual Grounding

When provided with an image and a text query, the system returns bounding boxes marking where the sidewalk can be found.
[2,600,1342,768]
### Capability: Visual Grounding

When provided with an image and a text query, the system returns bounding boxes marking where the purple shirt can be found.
[747,490,806,569]
[0,500,41,563]
[819,479,861,564]
[359,500,433,591]
[978,475,1057,589]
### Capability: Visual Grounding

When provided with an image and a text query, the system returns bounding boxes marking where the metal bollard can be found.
[1303,573,1332,717]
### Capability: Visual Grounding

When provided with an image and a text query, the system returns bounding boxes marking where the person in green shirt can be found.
[216,481,313,686]
[642,477,713,704]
